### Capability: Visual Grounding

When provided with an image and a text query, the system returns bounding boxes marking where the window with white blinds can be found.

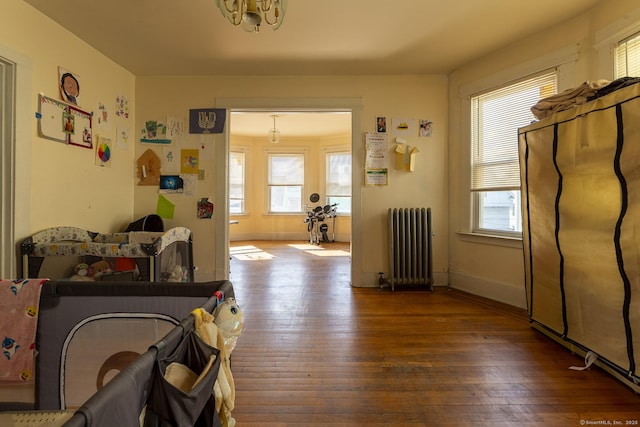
[229,151,245,214]
[615,32,640,78]
[470,70,557,235]
[471,71,557,192]
[326,151,352,214]
[268,153,304,213]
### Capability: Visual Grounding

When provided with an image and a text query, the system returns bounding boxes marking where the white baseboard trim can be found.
[230,232,351,243]
[354,271,449,289]
[230,232,309,241]
[448,270,527,309]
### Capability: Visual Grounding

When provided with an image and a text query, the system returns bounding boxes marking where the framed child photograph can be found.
[68,105,93,149]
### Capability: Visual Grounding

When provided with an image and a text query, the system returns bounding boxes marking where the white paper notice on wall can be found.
[365,132,388,186]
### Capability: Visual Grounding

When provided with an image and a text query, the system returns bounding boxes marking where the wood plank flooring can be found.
[228,240,640,427]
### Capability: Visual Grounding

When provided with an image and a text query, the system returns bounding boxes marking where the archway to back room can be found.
[227,110,353,283]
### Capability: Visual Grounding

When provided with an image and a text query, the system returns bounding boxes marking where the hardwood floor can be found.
[228,240,640,427]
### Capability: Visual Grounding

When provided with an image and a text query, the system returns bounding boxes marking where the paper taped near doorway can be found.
[365,133,388,186]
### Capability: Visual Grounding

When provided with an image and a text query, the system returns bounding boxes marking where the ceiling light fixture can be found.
[216,0,287,32]
[268,115,280,143]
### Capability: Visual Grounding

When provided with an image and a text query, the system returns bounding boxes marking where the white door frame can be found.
[0,44,32,278]
[214,97,363,286]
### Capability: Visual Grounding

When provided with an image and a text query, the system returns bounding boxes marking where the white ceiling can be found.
[24,0,602,137]
[230,111,352,138]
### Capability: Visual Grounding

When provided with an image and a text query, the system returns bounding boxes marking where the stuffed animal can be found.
[69,260,112,281]
[167,265,187,282]
[70,263,91,281]
[213,298,244,355]
[191,298,244,427]
[89,260,112,279]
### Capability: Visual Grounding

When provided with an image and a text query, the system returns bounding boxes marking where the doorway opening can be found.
[213,97,363,287]
[226,110,352,279]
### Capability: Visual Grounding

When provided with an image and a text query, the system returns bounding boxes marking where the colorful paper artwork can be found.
[197,198,214,219]
[95,136,112,167]
[159,175,184,194]
[180,149,199,174]
[167,116,185,138]
[419,119,433,137]
[163,148,179,174]
[115,95,129,118]
[391,118,415,136]
[117,125,130,150]
[156,195,175,219]
[37,94,92,148]
[58,67,80,106]
[140,120,171,144]
[96,102,112,131]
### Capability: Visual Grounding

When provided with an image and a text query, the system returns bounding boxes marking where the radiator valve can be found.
[378,272,390,288]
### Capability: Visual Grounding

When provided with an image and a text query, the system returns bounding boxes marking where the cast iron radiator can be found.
[388,207,433,291]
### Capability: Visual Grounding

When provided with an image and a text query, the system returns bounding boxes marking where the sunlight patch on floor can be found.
[288,243,318,250]
[287,243,350,257]
[304,249,350,257]
[230,245,276,260]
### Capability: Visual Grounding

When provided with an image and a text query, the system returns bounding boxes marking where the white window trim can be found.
[594,8,640,80]
[458,46,577,243]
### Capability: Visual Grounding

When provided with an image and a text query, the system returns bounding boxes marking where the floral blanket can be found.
[0,278,47,383]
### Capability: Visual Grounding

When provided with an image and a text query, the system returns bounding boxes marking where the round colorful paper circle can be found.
[97,144,111,162]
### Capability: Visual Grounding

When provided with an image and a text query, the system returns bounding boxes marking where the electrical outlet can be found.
[198,170,205,180]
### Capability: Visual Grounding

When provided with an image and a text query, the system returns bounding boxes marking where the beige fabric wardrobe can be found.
[519,81,640,392]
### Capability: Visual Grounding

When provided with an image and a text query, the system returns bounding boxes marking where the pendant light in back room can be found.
[268,114,280,144]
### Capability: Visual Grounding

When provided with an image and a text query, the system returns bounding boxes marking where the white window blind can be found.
[269,154,304,185]
[229,151,245,214]
[326,152,351,196]
[471,71,557,192]
[326,151,352,215]
[616,32,640,78]
[268,153,304,213]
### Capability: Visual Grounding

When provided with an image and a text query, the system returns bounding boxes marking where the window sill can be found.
[456,231,523,249]
[264,212,305,216]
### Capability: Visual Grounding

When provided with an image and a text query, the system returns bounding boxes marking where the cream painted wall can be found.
[448,0,640,308]
[229,133,352,242]
[135,75,449,285]
[2,0,136,239]
[0,0,136,404]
